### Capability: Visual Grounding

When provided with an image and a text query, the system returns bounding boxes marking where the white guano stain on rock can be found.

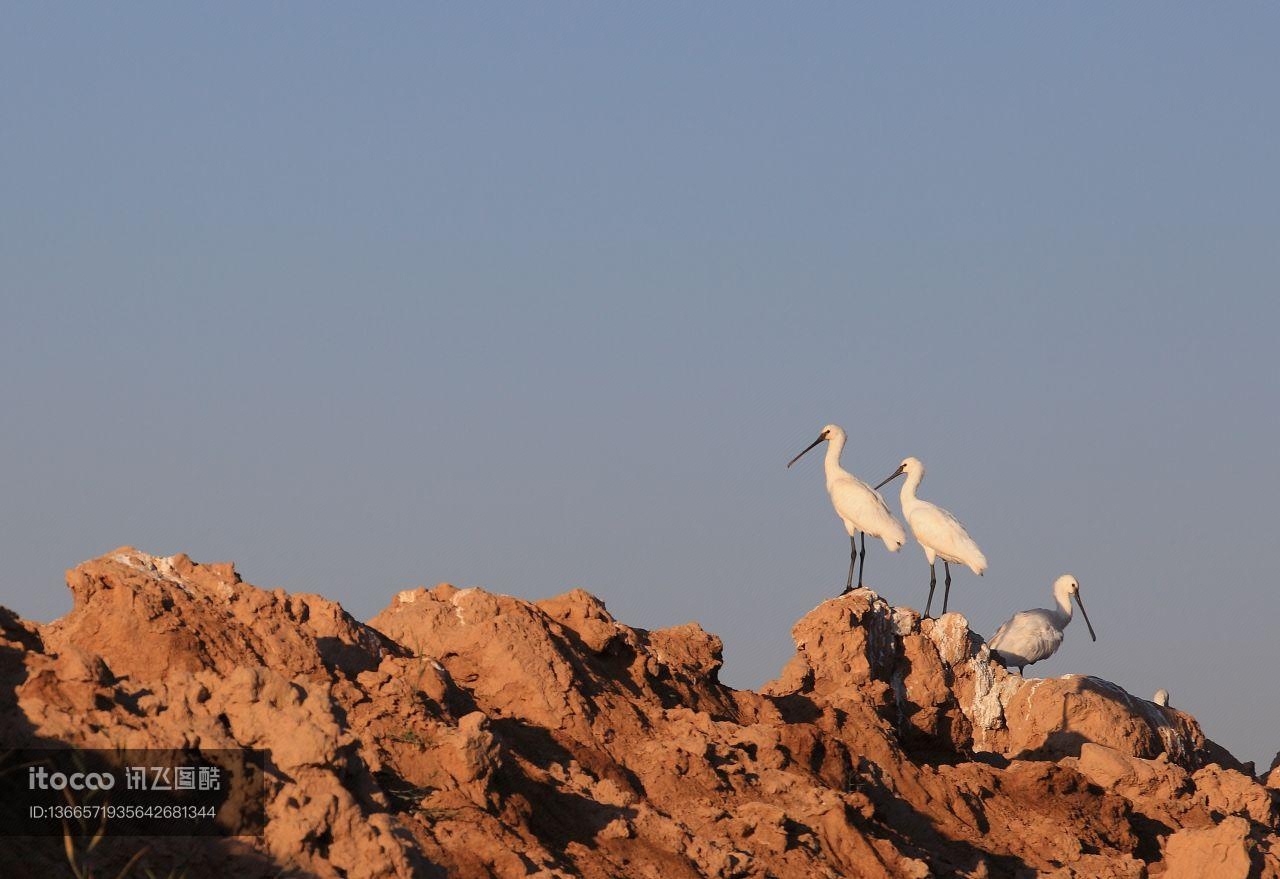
[926,612,973,667]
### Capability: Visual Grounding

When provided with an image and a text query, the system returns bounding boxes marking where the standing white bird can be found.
[787,425,907,595]
[988,574,1097,674]
[875,456,987,616]
[1153,689,1171,707]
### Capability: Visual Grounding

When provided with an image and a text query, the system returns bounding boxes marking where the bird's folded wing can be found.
[909,505,974,550]
[990,613,1062,663]
[830,478,893,522]
[989,617,1016,650]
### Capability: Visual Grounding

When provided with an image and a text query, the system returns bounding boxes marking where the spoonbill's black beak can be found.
[787,435,826,469]
[1075,594,1097,641]
[874,464,907,490]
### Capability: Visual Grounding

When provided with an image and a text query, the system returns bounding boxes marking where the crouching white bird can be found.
[1153,689,1171,707]
[988,574,1097,674]
[876,456,987,616]
[787,424,906,595]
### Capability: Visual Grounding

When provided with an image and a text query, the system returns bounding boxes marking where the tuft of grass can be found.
[142,867,188,879]
[380,778,435,809]
[387,729,425,747]
[62,822,150,879]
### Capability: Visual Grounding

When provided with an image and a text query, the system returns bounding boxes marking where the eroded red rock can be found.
[1,551,1276,877]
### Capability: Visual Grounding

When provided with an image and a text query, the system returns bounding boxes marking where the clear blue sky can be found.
[3,5,1277,765]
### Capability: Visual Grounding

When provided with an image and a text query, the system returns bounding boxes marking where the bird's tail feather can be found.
[969,550,988,576]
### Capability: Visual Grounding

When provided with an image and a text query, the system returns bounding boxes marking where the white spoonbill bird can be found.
[787,425,907,595]
[875,456,986,616]
[988,574,1097,674]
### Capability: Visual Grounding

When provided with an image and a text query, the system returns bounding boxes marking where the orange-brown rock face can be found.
[2,549,1277,877]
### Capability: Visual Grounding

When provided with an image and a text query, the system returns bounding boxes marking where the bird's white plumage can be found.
[989,574,1090,673]
[819,427,907,551]
[896,457,987,575]
[988,609,1065,670]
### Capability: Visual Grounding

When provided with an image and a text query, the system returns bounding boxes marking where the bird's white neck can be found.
[899,468,924,514]
[1052,587,1074,628]
[823,433,848,483]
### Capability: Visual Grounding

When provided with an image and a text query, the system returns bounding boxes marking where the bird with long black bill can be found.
[788,425,906,595]
[875,456,987,616]
[988,574,1097,674]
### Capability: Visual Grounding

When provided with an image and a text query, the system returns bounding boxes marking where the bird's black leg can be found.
[943,561,952,614]
[856,532,867,588]
[924,562,937,617]
[843,536,856,595]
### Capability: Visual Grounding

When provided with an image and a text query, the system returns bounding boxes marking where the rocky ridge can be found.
[1,547,1277,877]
